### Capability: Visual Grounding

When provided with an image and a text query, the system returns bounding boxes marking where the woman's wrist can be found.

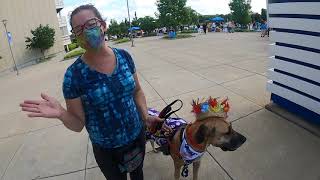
[58,107,67,121]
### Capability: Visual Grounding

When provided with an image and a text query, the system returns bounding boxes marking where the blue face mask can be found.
[83,26,104,50]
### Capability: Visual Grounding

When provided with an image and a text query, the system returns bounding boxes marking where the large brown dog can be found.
[165,116,246,180]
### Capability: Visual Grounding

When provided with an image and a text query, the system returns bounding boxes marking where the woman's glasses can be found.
[71,18,103,36]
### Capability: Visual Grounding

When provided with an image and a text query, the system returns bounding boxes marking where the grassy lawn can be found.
[64,48,85,60]
[113,38,130,44]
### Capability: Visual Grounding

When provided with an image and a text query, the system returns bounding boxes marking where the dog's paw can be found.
[152,149,159,153]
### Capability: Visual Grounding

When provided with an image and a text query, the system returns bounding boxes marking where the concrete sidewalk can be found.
[0,33,319,180]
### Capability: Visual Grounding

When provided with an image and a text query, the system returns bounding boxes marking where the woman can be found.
[261,20,268,37]
[20,4,168,180]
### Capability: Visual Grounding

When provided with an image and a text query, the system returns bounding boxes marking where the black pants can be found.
[93,130,146,180]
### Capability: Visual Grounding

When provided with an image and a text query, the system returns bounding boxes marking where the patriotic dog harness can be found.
[146,100,205,177]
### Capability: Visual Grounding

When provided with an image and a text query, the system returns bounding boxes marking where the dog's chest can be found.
[179,130,204,163]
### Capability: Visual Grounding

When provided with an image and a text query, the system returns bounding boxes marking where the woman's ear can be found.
[101,21,107,32]
[195,124,208,144]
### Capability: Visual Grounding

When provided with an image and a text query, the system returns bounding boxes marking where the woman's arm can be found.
[60,98,86,132]
[20,93,85,132]
[133,73,148,121]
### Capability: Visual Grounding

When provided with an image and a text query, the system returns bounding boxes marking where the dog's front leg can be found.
[150,140,157,153]
[193,161,201,180]
[173,160,183,180]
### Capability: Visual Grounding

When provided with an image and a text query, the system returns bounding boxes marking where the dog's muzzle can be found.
[220,132,246,151]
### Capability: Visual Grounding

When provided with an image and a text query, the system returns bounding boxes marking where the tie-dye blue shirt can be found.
[62,48,143,148]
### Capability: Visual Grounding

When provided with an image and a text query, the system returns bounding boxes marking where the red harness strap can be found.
[169,124,206,159]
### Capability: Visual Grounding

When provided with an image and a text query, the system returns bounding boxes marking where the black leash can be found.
[154,99,183,131]
[159,99,183,119]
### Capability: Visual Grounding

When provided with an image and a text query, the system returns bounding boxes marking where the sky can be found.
[61,0,266,27]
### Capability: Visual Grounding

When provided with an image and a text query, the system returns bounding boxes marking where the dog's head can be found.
[194,117,246,151]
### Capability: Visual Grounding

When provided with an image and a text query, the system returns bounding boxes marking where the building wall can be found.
[0,0,64,72]
[266,0,320,123]
[58,15,72,46]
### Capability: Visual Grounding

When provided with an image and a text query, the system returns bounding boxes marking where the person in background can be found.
[203,23,207,34]
[266,22,270,37]
[20,4,170,180]
[197,24,201,34]
[230,21,235,33]
[211,22,216,32]
[261,20,268,37]
[227,21,231,33]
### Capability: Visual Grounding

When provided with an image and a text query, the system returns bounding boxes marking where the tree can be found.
[138,16,158,33]
[182,7,199,26]
[132,19,139,27]
[229,0,252,26]
[25,24,55,62]
[251,12,261,23]
[156,0,187,29]
[132,13,140,27]
[261,8,267,21]
[107,19,121,36]
[119,20,130,36]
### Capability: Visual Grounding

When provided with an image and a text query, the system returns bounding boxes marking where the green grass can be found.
[67,43,78,51]
[181,29,197,34]
[114,38,130,44]
[162,34,194,40]
[64,48,86,60]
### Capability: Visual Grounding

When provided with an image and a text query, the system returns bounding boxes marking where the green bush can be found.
[181,29,197,34]
[163,34,194,40]
[114,38,130,44]
[25,24,55,62]
[64,48,85,60]
[67,43,78,51]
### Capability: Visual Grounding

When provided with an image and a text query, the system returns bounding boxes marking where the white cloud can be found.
[251,0,267,13]
[187,0,230,14]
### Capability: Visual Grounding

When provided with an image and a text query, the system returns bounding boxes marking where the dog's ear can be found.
[195,124,208,144]
[210,127,216,137]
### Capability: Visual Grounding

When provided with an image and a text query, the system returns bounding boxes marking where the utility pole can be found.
[2,19,19,75]
[126,0,134,47]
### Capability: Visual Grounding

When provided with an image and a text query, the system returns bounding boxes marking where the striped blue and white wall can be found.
[266,0,320,124]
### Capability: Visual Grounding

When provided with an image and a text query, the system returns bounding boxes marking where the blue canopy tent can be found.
[128,26,141,31]
[209,17,224,22]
